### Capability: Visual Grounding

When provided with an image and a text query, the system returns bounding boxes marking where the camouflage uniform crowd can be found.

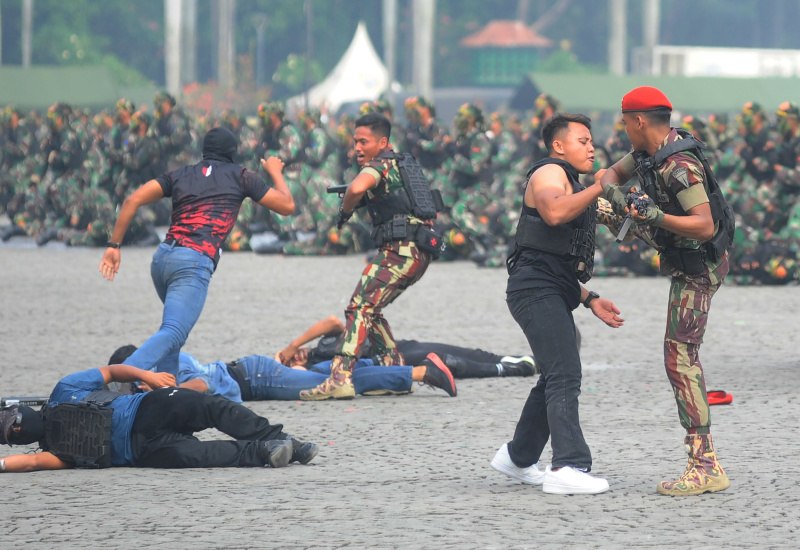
[2,92,798,285]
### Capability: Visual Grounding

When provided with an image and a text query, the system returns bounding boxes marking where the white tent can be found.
[287,21,389,116]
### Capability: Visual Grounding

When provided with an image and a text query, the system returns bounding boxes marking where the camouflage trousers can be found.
[664,266,725,434]
[330,243,432,374]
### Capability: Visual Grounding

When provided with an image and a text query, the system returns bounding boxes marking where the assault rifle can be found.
[615,189,654,243]
[1,396,49,407]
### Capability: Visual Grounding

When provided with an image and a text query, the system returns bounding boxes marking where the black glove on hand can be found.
[336,205,353,230]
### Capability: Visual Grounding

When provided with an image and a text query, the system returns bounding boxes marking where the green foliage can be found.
[3,0,800,91]
[272,53,324,94]
[538,49,604,75]
[99,55,151,87]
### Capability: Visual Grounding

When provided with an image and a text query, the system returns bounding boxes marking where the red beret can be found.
[621,86,673,113]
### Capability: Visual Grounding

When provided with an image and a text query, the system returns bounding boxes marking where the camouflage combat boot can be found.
[299,364,355,401]
[657,433,730,496]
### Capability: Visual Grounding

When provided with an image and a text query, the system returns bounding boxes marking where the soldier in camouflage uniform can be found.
[448,104,494,250]
[280,108,343,256]
[403,97,451,206]
[300,113,435,400]
[29,103,84,242]
[256,102,308,239]
[114,112,161,205]
[601,86,730,496]
[219,110,264,252]
[518,93,559,168]
[153,91,192,173]
[1,106,35,225]
[605,118,632,165]
[470,113,524,266]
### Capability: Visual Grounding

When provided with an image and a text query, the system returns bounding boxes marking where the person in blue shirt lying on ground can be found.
[275,315,545,379]
[0,363,317,473]
[109,344,457,400]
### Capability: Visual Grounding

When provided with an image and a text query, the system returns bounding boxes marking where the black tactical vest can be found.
[513,158,596,283]
[634,130,734,267]
[39,390,123,468]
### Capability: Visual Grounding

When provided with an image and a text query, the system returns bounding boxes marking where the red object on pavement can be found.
[708,390,733,406]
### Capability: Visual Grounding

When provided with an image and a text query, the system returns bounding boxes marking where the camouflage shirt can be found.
[619,128,727,278]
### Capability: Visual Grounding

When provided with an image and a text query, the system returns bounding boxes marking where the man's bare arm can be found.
[275,315,345,364]
[100,365,176,389]
[1,452,72,473]
[258,157,295,215]
[531,164,604,226]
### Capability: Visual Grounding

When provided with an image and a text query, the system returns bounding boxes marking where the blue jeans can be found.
[505,287,592,471]
[125,243,215,374]
[238,356,413,401]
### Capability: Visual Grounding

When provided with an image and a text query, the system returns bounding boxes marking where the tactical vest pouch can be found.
[372,218,444,258]
[413,225,445,259]
[40,402,113,468]
[662,247,705,276]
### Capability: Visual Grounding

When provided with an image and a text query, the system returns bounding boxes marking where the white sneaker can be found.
[490,443,546,485]
[542,466,609,495]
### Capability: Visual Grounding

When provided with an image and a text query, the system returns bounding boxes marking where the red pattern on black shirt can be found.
[158,160,269,263]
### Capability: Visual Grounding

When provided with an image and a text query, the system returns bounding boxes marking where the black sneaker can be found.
[257,440,293,468]
[289,438,318,465]
[277,434,319,464]
[499,356,536,377]
[421,353,457,397]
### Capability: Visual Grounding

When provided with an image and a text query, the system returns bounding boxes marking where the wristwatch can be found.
[106,241,121,249]
[583,291,599,308]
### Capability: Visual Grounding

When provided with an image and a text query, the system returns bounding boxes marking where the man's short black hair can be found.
[355,112,392,140]
[108,345,138,365]
[541,113,592,154]
[629,108,672,127]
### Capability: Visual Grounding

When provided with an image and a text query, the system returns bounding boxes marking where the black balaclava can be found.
[202,127,237,163]
[1,406,45,446]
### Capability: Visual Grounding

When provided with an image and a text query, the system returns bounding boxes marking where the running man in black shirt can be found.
[99,127,294,375]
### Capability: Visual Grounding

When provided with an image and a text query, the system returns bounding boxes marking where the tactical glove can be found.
[633,202,665,227]
[336,205,353,230]
[601,185,629,216]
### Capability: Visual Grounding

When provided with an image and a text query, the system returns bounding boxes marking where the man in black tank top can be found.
[491,113,624,495]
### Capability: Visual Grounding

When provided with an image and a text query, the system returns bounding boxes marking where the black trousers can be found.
[397,340,503,378]
[130,388,285,468]
[505,288,592,471]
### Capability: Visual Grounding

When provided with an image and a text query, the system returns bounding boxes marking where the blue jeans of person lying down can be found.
[238,355,413,401]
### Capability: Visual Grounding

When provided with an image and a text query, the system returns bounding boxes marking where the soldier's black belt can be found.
[661,247,705,276]
[371,220,443,258]
[226,361,253,401]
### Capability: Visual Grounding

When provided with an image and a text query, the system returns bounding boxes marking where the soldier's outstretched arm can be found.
[342,172,378,213]
[1,452,72,473]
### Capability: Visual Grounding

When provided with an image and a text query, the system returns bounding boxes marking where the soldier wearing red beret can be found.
[599,86,731,496]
